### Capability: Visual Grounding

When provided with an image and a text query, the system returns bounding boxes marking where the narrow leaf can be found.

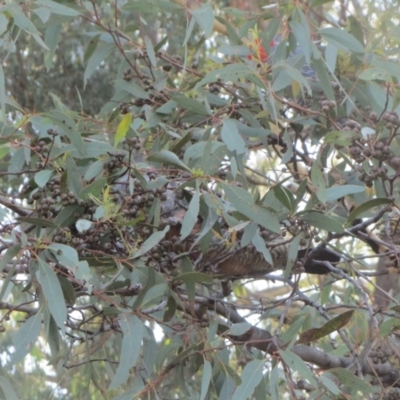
[300,210,344,233]
[190,3,214,37]
[319,27,364,53]
[221,183,281,233]
[225,322,252,336]
[132,225,170,259]
[311,158,326,203]
[172,272,213,284]
[9,311,42,366]
[279,350,317,388]
[147,150,191,172]
[0,64,5,122]
[36,259,67,332]
[0,245,20,273]
[325,185,365,201]
[329,368,373,394]
[170,94,210,116]
[221,119,246,154]
[297,310,354,344]
[34,170,53,188]
[144,36,157,66]
[200,360,212,400]
[180,187,200,240]
[84,43,114,87]
[0,376,20,400]
[231,360,264,400]
[109,314,143,390]
[115,113,132,147]
[347,198,393,224]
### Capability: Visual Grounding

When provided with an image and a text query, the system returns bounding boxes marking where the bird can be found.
[159,187,341,277]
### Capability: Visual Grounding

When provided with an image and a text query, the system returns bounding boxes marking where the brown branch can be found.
[184,292,400,387]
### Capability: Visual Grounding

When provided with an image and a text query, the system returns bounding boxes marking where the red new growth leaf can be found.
[247,38,274,63]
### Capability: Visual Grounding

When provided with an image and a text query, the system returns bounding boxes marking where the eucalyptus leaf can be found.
[109,314,143,390]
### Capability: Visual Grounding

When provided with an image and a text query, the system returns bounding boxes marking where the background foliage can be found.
[1,0,400,399]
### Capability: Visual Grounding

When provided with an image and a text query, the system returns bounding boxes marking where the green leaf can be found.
[190,3,214,37]
[221,183,281,233]
[329,368,373,394]
[273,185,294,212]
[83,160,104,181]
[132,225,170,259]
[313,52,335,101]
[181,257,196,302]
[44,24,61,71]
[319,27,364,53]
[311,157,326,203]
[279,316,304,346]
[53,205,81,227]
[17,217,58,228]
[347,198,393,225]
[0,245,20,273]
[290,19,311,65]
[9,310,42,366]
[219,373,236,400]
[180,186,200,240]
[122,0,181,12]
[156,100,177,115]
[84,43,114,87]
[6,4,48,49]
[65,155,83,193]
[147,150,191,172]
[252,231,273,265]
[379,317,400,337]
[298,210,344,233]
[163,296,177,322]
[231,360,264,400]
[36,259,67,332]
[279,350,318,388]
[115,80,149,99]
[43,309,60,360]
[320,374,341,396]
[270,364,279,400]
[47,243,92,281]
[115,112,132,147]
[109,314,143,390]
[324,130,359,146]
[348,16,364,46]
[170,94,210,116]
[172,272,214,284]
[194,64,257,90]
[0,376,20,400]
[140,283,168,309]
[284,234,302,278]
[78,178,106,201]
[326,185,365,201]
[221,119,246,154]
[144,36,157,66]
[0,64,5,122]
[58,275,77,307]
[0,14,8,37]
[297,311,354,344]
[34,169,53,188]
[359,68,390,81]
[84,33,101,63]
[371,59,400,79]
[199,360,212,400]
[0,259,17,301]
[225,322,252,336]
[36,0,80,16]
